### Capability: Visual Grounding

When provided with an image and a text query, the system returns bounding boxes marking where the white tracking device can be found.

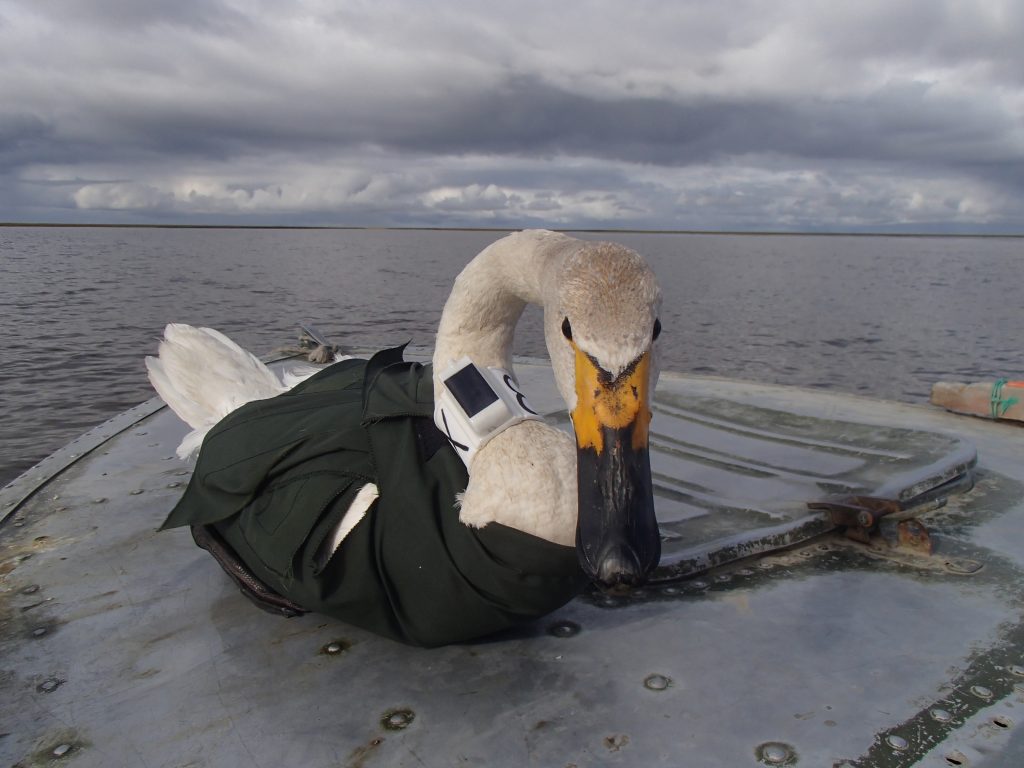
[434,357,543,467]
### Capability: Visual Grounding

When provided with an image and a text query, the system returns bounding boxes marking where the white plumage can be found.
[146,230,663,586]
[145,324,288,459]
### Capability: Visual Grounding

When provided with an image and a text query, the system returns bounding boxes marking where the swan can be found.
[147,230,663,646]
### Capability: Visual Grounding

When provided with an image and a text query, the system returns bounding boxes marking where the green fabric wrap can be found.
[161,347,586,646]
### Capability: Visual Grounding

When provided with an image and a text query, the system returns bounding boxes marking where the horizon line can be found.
[1,222,1022,238]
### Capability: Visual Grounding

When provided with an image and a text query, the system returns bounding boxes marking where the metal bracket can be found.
[807,495,902,544]
[896,518,933,554]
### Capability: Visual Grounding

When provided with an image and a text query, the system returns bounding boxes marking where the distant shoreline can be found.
[1,222,1021,238]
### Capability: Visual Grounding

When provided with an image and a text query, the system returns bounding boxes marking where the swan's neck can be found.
[433,230,580,546]
[433,230,574,394]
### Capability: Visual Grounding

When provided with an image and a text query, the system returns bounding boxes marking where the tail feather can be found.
[146,324,287,458]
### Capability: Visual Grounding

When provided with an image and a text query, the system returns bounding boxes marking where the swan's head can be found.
[545,241,663,590]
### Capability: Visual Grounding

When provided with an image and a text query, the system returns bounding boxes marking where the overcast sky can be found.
[1,0,1022,231]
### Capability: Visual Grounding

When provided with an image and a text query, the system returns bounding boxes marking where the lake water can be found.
[1,227,1021,487]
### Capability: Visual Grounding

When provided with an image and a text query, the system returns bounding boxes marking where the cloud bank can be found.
[2,0,1022,230]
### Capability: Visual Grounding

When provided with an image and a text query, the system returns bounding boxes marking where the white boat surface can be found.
[2,346,1023,767]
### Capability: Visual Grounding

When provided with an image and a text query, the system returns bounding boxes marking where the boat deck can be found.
[2,358,1023,767]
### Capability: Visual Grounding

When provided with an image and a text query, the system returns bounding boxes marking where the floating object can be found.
[931,379,1024,422]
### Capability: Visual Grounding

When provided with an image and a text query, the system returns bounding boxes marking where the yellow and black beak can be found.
[571,345,660,589]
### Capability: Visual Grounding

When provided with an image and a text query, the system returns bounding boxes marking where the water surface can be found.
[1,227,1020,486]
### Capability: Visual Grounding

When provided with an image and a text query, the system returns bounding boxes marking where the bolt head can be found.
[547,620,581,639]
[381,709,415,730]
[643,674,672,691]
[886,734,909,751]
[321,640,350,655]
[757,742,795,765]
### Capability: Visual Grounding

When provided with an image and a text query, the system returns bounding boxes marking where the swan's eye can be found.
[561,317,573,340]
[653,318,662,341]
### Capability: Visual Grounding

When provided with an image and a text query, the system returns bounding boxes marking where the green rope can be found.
[990,378,1020,419]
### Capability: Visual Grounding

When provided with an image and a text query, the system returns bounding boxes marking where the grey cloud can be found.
[42,0,250,33]
[1,1,1022,230]
[22,69,1013,179]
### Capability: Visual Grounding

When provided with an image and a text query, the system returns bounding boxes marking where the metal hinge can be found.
[807,495,903,544]
[808,496,936,554]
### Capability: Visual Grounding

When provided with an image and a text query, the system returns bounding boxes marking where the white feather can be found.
[314,483,379,569]
[146,323,287,459]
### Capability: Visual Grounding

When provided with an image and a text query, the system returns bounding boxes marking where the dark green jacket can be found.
[162,347,585,646]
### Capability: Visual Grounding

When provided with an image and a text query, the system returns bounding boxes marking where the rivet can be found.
[164,456,175,460]
[37,677,64,693]
[1008,664,1024,677]
[945,559,983,575]
[130,489,144,495]
[714,573,732,583]
[660,585,680,595]
[135,431,148,436]
[690,580,709,590]
[798,550,814,558]
[817,543,831,551]
[381,709,415,730]
[321,640,350,655]
[32,627,48,638]
[92,497,107,504]
[643,674,671,691]
[930,708,953,723]
[736,568,754,576]
[547,620,581,638]
[175,470,190,476]
[970,685,993,699]
[167,481,182,488]
[886,734,909,751]
[52,744,73,758]
[631,588,648,599]
[757,741,795,765]
[13,520,24,527]
[21,584,40,595]
[598,595,620,608]
[758,561,775,570]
